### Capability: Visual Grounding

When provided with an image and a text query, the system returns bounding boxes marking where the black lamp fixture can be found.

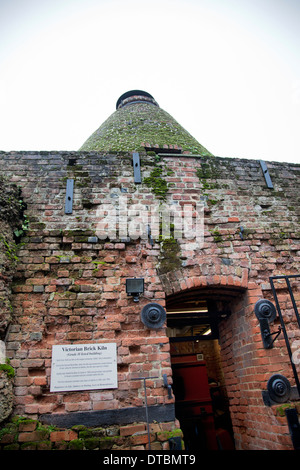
[126,278,144,302]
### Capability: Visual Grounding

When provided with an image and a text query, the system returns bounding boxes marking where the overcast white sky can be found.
[0,0,299,163]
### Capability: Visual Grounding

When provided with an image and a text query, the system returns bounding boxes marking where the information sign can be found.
[50,343,117,392]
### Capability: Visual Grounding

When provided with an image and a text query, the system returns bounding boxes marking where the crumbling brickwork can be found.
[0,176,24,424]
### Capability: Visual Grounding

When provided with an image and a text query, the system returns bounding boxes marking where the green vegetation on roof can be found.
[79,102,212,156]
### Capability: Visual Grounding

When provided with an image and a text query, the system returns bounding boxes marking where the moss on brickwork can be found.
[68,438,85,450]
[0,359,15,378]
[144,167,169,200]
[80,102,212,156]
[197,161,220,180]
[157,429,183,439]
[275,403,296,417]
[0,178,23,227]
[157,237,181,274]
[0,417,182,450]
[0,176,27,345]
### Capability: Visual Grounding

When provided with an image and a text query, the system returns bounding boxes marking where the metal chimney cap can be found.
[116,90,159,109]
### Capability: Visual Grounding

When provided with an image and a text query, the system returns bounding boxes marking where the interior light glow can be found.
[166,309,208,314]
[203,328,211,336]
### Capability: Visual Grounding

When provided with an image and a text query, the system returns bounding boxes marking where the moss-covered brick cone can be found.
[79,90,213,156]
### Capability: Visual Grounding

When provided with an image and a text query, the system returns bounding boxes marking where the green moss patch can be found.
[0,359,15,378]
[143,167,168,200]
[80,102,212,156]
[157,237,181,274]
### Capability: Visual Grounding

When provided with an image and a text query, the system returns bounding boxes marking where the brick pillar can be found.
[218,283,294,450]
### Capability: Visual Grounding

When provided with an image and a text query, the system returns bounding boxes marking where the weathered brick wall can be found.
[0,150,299,450]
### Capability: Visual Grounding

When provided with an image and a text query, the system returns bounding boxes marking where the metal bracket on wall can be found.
[168,436,182,450]
[163,373,173,399]
[65,179,74,214]
[147,224,154,246]
[285,408,300,450]
[270,275,300,398]
[254,299,279,349]
[133,152,141,184]
[259,160,274,189]
[132,376,159,450]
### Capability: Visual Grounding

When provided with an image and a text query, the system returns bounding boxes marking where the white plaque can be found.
[50,343,118,392]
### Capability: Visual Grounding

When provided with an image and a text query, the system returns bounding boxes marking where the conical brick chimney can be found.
[80,90,212,156]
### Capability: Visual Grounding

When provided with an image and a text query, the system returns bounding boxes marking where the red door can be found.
[171,354,218,450]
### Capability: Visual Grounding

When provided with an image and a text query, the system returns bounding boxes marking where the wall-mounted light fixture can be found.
[126,278,144,302]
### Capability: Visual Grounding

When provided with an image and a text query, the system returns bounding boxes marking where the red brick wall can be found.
[0,150,299,450]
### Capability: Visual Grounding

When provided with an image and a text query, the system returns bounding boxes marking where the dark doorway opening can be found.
[166,289,237,451]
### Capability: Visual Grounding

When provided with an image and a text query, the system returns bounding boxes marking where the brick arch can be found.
[159,263,249,298]
[161,264,269,451]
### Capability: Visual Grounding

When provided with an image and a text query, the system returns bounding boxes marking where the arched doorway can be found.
[166,286,245,451]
